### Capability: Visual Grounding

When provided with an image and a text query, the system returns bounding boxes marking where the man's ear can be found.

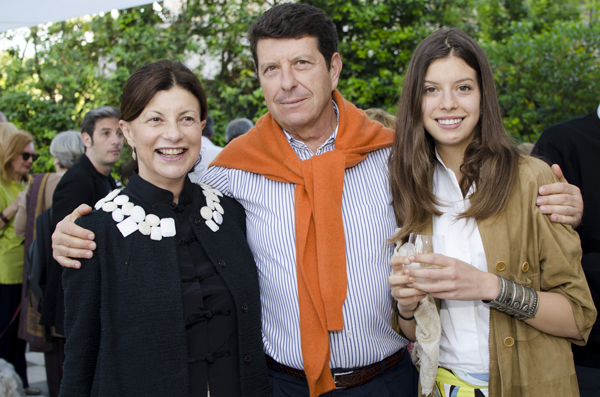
[329,52,343,92]
[81,132,93,149]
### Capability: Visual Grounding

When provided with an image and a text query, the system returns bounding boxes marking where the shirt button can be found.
[241,304,248,313]
[522,262,530,273]
[496,261,507,271]
[218,260,226,268]
[504,337,515,347]
[346,331,352,338]
[205,355,215,363]
[244,355,252,365]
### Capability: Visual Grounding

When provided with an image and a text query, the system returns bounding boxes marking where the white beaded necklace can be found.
[195,181,225,232]
[94,182,226,239]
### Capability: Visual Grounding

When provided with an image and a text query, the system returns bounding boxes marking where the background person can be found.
[225,118,254,144]
[0,130,41,396]
[532,104,600,397]
[365,108,397,130]
[0,122,18,148]
[388,28,596,396]
[188,115,222,182]
[40,107,122,393]
[13,130,85,397]
[59,59,269,397]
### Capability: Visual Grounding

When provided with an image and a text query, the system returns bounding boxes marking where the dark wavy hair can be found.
[389,28,520,242]
[248,3,338,71]
[119,60,208,184]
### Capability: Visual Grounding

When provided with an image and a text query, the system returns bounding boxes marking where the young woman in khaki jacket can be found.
[388,28,596,396]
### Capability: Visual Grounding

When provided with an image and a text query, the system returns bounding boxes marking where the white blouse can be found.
[432,152,490,374]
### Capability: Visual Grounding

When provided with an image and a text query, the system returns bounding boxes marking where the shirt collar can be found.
[282,99,339,152]
[433,147,476,199]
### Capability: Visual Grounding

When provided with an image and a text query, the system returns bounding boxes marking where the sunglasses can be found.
[21,152,40,161]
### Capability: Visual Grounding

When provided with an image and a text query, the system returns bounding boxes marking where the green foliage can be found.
[1,0,597,180]
[484,20,600,142]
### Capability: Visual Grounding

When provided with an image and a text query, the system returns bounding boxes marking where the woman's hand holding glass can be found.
[389,254,427,317]
[403,253,499,302]
[389,234,444,318]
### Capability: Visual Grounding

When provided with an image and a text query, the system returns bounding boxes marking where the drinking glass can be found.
[403,233,445,282]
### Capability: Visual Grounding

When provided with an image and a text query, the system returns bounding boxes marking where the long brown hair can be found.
[389,28,520,242]
[0,130,34,184]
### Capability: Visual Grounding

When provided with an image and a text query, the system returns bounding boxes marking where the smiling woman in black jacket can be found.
[59,60,270,397]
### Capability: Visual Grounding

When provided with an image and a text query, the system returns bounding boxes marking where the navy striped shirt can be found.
[201,108,408,370]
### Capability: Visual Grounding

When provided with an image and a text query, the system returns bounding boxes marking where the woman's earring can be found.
[131,145,136,161]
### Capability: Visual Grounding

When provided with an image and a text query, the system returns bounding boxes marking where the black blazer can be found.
[60,184,270,397]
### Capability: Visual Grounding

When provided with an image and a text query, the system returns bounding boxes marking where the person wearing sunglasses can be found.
[12,131,85,397]
[0,130,42,395]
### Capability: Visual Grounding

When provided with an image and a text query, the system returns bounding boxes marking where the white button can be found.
[346,331,352,338]
[102,202,117,212]
[206,197,215,210]
[112,208,124,222]
[202,190,220,202]
[95,199,106,210]
[117,217,138,237]
[205,219,219,232]
[113,195,129,205]
[213,211,223,225]
[130,206,146,223]
[121,202,134,216]
[200,206,213,220]
[145,214,160,227]
[160,218,176,237]
[150,226,162,241]
[104,189,121,201]
[138,221,151,235]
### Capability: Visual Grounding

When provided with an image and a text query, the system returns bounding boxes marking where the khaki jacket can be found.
[397,156,597,396]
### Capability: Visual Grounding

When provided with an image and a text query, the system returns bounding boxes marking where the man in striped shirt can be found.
[52,3,585,396]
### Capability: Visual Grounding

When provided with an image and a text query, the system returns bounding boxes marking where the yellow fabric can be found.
[394,156,596,397]
[434,368,488,397]
[211,90,394,396]
[0,180,26,284]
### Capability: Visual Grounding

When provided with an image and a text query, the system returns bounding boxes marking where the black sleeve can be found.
[59,216,102,396]
[532,126,581,188]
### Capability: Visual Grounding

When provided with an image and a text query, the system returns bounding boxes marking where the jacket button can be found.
[205,311,213,319]
[218,260,226,268]
[504,337,515,347]
[522,262,530,273]
[205,354,215,363]
[241,304,248,313]
[496,261,507,271]
[244,355,252,365]
[194,217,203,225]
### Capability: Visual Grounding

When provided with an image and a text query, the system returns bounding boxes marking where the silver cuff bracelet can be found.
[484,275,539,321]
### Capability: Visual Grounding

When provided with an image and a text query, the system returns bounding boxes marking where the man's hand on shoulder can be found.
[536,164,583,227]
[52,204,96,269]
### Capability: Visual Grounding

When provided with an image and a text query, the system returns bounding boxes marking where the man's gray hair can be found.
[80,106,119,138]
[50,130,86,169]
[225,118,254,143]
